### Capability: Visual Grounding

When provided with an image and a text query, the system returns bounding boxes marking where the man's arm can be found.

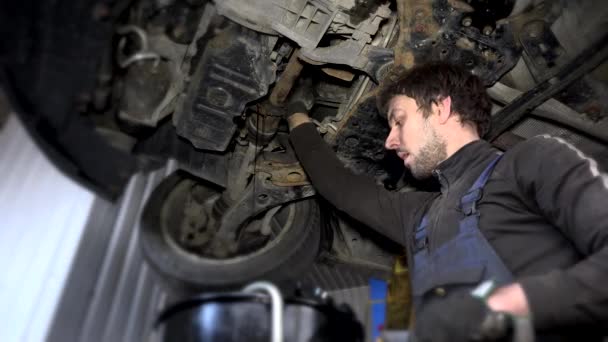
[287,112,312,130]
[507,135,608,329]
[288,114,431,246]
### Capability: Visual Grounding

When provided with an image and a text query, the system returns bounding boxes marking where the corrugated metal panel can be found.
[0,115,96,342]
[305,262,369,290]
[47,160,178,342]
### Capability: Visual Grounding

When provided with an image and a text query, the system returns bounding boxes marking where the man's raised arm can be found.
[287,112,431,246]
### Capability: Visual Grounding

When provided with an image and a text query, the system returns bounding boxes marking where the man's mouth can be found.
[397,151,409,160]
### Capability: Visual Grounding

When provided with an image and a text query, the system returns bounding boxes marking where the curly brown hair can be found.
[377,63,492,137]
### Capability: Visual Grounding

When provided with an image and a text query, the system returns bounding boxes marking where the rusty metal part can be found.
[497,1,560,43]
[410,0,440,40]
[255,160,310,187]
[247,103,284,145]
[269,49,304,106]
[209,174,315,254]
[447,0,474,13]
[394,0,413,67]
[247,112,281,145]
[321,67,356,82]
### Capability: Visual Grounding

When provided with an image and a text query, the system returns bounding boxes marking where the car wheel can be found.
[140,170,321,289]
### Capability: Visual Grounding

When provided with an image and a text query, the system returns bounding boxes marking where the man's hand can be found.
[285,78,314,130]
[486,283,530,316]
[414,283,531,342]
[287,112,312,130]
[414,293,491,342]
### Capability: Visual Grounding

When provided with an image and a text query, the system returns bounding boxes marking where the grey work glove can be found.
[414,293,514,342]
[286,78,314,118]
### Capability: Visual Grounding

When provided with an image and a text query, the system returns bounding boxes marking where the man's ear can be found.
[437,96,452,124]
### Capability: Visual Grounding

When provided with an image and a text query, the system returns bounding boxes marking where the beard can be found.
[409,121,447,179]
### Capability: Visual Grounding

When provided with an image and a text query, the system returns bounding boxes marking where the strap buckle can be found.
[461,188,483,215]
[414,236,429,251]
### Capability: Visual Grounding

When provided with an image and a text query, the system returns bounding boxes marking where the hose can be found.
[242,281,284,342]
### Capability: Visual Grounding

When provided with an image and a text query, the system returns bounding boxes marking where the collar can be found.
[432,140,499,194]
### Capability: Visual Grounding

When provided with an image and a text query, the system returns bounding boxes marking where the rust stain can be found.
[321,67,356,81]
[269,49,304,106]
[255,160,310,186]
[402,50,415,69]
[447,0,474,13]
[394,0,414,67]
[394,0,435,68]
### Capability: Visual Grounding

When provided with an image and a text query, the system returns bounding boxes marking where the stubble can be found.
[409,121,447,179]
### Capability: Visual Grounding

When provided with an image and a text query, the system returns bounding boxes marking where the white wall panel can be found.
[0,115,95,342]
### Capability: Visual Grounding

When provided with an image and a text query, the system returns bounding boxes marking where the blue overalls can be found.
[411,155,513,310]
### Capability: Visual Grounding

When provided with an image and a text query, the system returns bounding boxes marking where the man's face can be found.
[384,95,447,179]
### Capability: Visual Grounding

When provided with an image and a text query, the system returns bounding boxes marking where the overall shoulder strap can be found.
[460,154,503,216]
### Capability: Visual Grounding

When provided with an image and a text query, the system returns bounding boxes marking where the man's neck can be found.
[446,136,480,158]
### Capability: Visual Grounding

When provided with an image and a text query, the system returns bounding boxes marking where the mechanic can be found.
[284,63,608,341]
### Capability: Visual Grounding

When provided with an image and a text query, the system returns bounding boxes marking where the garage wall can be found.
[46,166,179,342]
[45,161,180,342]
[0,115,96,342]
[0,114,179,342]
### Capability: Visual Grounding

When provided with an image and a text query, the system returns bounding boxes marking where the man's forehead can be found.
[387,95,416,119]
[389,95,416,108]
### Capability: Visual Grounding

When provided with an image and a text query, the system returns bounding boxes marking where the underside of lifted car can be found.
[1,0,607,290]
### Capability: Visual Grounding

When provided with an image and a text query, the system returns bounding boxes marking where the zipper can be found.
[429,169,449,252]
[433,169,449,195]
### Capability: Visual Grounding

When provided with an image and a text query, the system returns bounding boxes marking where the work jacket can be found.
[289,122,608,340]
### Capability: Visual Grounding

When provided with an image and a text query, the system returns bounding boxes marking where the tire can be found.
[140,170,321,289]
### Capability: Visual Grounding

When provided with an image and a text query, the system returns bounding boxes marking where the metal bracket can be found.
[255,160,310,187]
[210,173,316,254]
[300,39,394,83]
[519,20,567,81]
[272,0,338,49]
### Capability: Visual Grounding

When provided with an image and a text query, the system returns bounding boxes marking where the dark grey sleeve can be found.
[514,135,608,329]
[289,123,430,246]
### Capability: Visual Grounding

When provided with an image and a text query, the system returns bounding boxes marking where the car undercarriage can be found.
[1,0,607,289]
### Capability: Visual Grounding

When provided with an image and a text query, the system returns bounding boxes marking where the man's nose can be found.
[385,128,398,150]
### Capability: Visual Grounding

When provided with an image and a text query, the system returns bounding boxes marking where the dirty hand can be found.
[286,77,314,118]
[414,293,512,342]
